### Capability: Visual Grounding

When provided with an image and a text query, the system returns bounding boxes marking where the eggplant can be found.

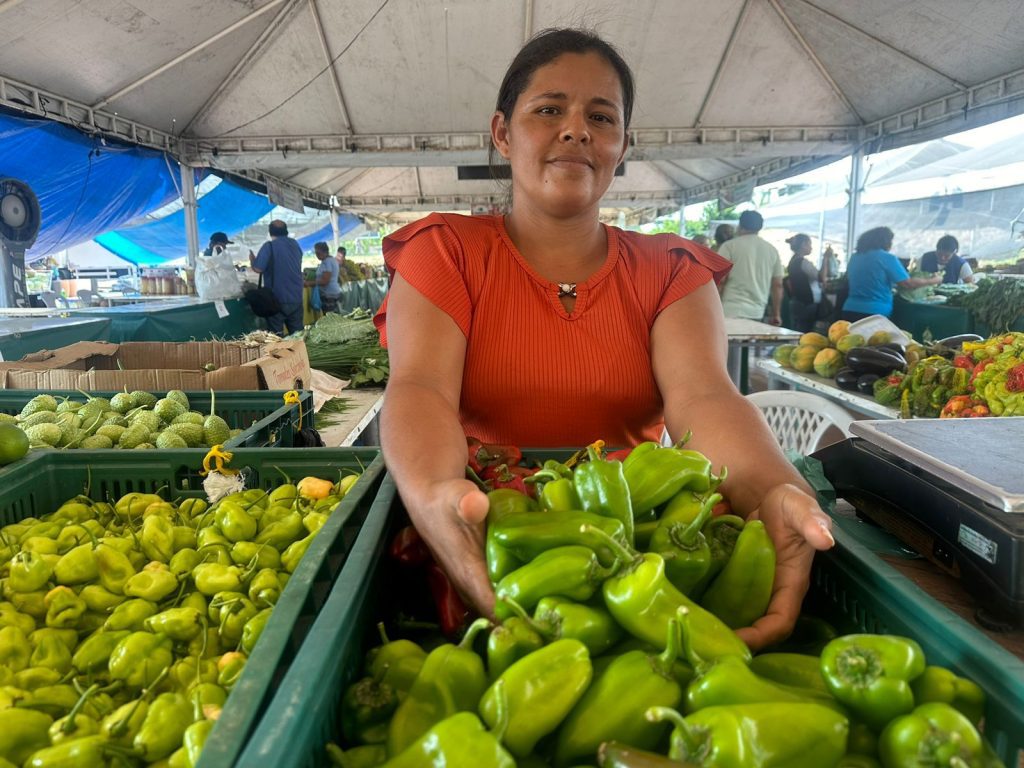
[936,333,983,349]
[835,367,860,391]
[875,342,907,356]
[856,373,881,394]
[845,346,907,376]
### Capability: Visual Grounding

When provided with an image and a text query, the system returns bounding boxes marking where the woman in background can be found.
[785,233,822,332]
[841,226,940,321]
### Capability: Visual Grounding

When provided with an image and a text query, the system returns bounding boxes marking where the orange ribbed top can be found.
[375,213,731,447]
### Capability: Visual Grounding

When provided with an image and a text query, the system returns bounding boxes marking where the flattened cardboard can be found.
[0,340,310,391]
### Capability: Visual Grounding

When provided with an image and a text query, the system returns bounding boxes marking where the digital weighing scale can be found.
[813,418,1024,629]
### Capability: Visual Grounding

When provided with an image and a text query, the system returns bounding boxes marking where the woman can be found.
[304,241,341,314]
[841,226,940,321]
[376,28,834,650]
[785,233,823,332]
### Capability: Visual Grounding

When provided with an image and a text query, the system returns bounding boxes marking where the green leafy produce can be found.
[947,277,1024,331]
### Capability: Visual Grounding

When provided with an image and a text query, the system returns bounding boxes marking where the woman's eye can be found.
[538,106,559,115]
[591,113,614,124]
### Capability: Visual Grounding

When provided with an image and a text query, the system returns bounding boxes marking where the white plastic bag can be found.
[194,247,243,300]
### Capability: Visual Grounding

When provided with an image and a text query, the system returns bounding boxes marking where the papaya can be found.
[773,344,799,368]
[836,333,866,354]
[791,345,819,373]
[867,330,893,346]
[813,348,845,378]
[799,332,830,350]
[827,320,851,345]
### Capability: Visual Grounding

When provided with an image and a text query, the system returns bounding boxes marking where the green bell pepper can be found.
[72,630,131,674]
[0,625,31,671]
[491,509,629,567]
[910,666,986,726]
[689,515,745,600]
[649,702,848,767]
[123,566,179,602]
[230,541,281,571]
[42,587,87,629]
[133,691,193,761]
[484,489,537,584]
[820,634,925,730]
[623,441,723,516]
[486,614,544,682]
[597,741,690,767]
[699,520,776,629]
[748,653,830,695]
[103,599,158,632]
[8,552,54,594]
[214,501,258,543]
[494,544,618,621]
[650,493,719,595]
[382,709,514,768]
[365,624,427,697]
[94,544,135,594]
[181,718,214,768]
[531,596,623,656]
[574,444,635,546]
[386,618,490,756]
[28,633,72,675]
[144,607,204,642]
[480,639,592,758]
[0,708,53,765]
[878,702,984,768]
[553,615,684,766]
[108,631,173,690]
[248,568,285,608]
[240,608,272,654]
[592,526,751,664]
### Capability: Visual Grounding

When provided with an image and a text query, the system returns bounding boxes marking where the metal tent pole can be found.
[181,163,200,267]
[845,148,864,260]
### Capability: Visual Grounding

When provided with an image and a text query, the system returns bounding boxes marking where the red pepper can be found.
[970,358,995,385]
[467,437,487,475]
[482,463,533,496]
[1007,362,1024,393]
[605,447,633,462]
[388,526,432,567]
[712,497,733,517]
[472,442,523,471]
[953,355,974,370]
[425,562,470,639]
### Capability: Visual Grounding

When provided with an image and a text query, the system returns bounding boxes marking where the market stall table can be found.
[316,388,384,446]
[70,296,258,343]
[757,359,900,419]
[724,318,801,394]
[0,316,111,361]
[891,296,974,341]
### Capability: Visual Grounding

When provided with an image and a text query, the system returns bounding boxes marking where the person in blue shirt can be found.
[250,219,305,334]
[305,241,342,313]
[840,226,940,321]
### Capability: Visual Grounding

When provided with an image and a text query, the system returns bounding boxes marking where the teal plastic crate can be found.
[239,476,1024,768]
[0,389,313,451]
[0,447,383,768]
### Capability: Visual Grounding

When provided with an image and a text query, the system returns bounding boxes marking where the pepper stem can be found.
[458,617,492,650]
[579,524,639,567]
[674,430,694,448]
[62,682,100,734]
[674,493,721,548]
[709,465,728,491]
[645,706,701,755]
[653,614,683,678]
[495,597,550,638]
[675,607,708,673]
[377,622,390,645]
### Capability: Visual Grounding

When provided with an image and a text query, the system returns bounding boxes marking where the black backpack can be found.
[245,241,282,317]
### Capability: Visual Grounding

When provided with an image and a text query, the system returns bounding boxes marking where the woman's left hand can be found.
[736,483,835,651]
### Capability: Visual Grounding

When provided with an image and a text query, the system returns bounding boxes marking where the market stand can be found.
[724,318,801,394]
[0,315,111,361]
[70,296,258,343]
[757,359,900,419]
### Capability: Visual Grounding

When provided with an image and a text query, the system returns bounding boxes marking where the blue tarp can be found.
[0,111,181,260]
[295,214,362,251]
[95,179,275,265]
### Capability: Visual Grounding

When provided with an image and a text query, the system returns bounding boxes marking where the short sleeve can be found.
[655,238,732,316]
[373,213,473,346]
[252,242,271,272]
[883,252,910,283]
[960,262,973,281]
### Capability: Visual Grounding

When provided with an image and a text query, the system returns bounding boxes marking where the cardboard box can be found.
[0,340,311,391]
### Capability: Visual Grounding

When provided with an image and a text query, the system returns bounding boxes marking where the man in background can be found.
[250,219,304,334]
[307,241,342,313]
[717,209,784,325]
[920,234,974,284]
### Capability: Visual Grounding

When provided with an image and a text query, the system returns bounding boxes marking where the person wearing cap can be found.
[204,231,233,258]
[250,219,305,334]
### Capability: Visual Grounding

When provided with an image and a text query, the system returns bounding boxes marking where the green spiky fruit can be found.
[129,411,162,434]
[80,434,114,450]
[167,390,190,411]
[118,423,151,449]
[25,423,61,447]
[96,425,127,443]
[19,411,60,429]
[55,399,84,414]
[0,413,17,424]
[20,395,58,418]
[133,442,156,450]
[110,392,134,414]
[130,391,158,409]
[172,412,204,426]
[102,414,128,428]
[155,432,188,449]
[153,398,186,424]
[165,423,204,448]
[202,390,231,447]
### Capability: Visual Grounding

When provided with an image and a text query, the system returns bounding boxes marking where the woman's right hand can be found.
[407,478,495,619]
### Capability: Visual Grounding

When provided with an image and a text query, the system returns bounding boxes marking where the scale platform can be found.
[813,418,1024,629]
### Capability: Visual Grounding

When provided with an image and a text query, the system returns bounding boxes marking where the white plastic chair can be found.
[76,289,97,306]
[38,291,58,308]
[746,390,854,454]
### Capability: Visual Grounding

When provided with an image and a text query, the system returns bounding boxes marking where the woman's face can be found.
[491,52,629,219]
[797,239,813,256]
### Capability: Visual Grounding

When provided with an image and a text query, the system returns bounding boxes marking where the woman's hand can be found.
[736,483,835,651]
[406,478,496,620]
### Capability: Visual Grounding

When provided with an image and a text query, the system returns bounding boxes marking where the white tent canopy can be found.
[2,0,1024,215]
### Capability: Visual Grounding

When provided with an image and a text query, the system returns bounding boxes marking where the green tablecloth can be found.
[70,298,258,343]
[0,317,111,360]
[891,296,974,342]
[337,278,388,313]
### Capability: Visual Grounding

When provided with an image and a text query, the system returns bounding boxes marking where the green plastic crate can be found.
[238,476,1024,768]
[0,389,313,451]
[0,447,384,768]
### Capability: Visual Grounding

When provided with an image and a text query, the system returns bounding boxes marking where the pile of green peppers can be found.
[332,443,1005,768]
[0,468,359,767]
